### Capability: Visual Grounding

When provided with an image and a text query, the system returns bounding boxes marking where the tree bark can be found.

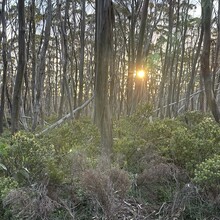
[175,0,190,116]
[77,0,86,116]
[94,0,114,158]
[127,0,136,115]
[201,0,220,122]
[185,25,204,112]
[32,0,52,130]
[30,0,36,116]
[11,0,26,133]
[157,0,174,118]
[0,0,7,134]
[134,0,149,106]
[57,0,73,119]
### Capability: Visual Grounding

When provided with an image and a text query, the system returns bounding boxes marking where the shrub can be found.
[150,116,220,173]
[42,118,100,157]
[145,118,185,148]
[80,167,131,219]
[0,131,55,185]
[113,116,150,173]
[177,111,209,127]
[136,162,185,203]
[0,177,18,199]
[3,185,60,220]
[194,154,220,187]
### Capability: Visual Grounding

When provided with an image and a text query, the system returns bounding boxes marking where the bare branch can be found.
[36,95,94,136]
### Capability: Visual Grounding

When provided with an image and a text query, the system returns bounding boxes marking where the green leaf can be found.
[0,163,7,171]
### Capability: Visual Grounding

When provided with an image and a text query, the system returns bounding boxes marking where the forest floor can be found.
[0,111,220,219]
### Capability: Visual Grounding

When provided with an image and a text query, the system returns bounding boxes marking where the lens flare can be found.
[137,70,145,78]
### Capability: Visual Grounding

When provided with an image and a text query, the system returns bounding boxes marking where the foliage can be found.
[140,113,220,173]
[43,118,100,157]
[0,177,18,199]
[40,119,100,184]
[168,117,220,172]
[136,162,185,204]
[0,131,55,184]
[166,183,219,220]
[145,118,185,148]
[194,154,220,187]
[177,111,210,127]
[0,112,219,219]
[113,104,154,173]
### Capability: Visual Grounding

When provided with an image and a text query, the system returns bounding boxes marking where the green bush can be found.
[114,111,220,176]
[145,118,185,149]
[0,177,18,220]
[145,116,220,173]
[177,111,210,127]
[43,118,100,157]
[0,131,55,185]
[0,177,18,199]
[194,154,220,187]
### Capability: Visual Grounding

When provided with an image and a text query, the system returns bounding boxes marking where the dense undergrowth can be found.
[1,109,220,219]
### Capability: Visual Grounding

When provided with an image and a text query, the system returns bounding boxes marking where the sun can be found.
[137,70,145,78]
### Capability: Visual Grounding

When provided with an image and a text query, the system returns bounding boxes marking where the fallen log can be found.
[36,95,94,136]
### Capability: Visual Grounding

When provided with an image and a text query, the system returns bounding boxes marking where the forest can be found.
[0,0,220,219]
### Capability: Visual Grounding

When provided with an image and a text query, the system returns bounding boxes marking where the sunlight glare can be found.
[137,70,145,78]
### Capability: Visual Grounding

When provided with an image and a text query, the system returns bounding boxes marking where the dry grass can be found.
[136,162,187,205]
[81,167,131,219]
[108,168,131,198]
[138,162,181,185]
[3,184,60,220]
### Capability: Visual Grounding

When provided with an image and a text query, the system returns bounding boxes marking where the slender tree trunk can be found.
[54,33,59,113]
[11,0,26,133]
[134,0,149,106]
[175,2,189,116]
[0,0,7,134]
[77,0,86,117]
[94,0,114,159]
[57,0,73,119]
[127,0,135,115]
[166,0,180,117]
[32,0,52,130]
[157,0,173,118]
[214,0,220,94]
[185,26,204,111]
[201,0,220,122]
[31,0,36,116]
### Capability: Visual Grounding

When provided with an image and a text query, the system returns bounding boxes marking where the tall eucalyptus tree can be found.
[201,0,220,122]
[11,0,26,133]
[32,0,52,130]
[0,0,7,134]
[94,0,114,158]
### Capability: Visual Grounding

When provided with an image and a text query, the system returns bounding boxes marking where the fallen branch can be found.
[36,95,94,136]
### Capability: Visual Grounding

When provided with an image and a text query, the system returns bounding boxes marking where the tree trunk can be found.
[185,25,204,111]
[77,0,86,117]
[157,0,174,118]
[11,0,26,133]
[127,0,136,115]
[32,0,52,130]
[134,0,149,107]
[0,0,7,134]
[214,0,220,94]
[94,0,114,159]
[57,0,73,119]
[31,0,36,116]
[201,0,220,122]
[175,1,189,116]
